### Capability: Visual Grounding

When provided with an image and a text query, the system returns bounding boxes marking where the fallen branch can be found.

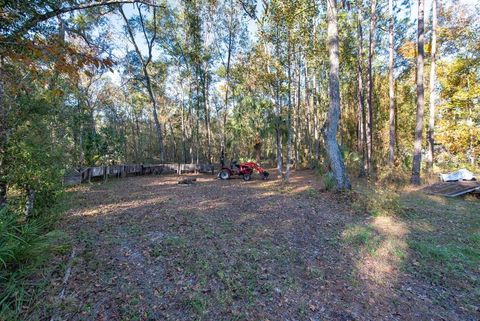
[59,247,76,299]
[178,178,197,185]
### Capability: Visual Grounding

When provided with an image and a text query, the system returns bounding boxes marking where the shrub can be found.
[323,172,336,191]
[352,185,403,217]
[0,205,66,318]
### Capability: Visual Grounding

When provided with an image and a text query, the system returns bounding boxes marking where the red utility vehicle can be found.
[218,160,269,181]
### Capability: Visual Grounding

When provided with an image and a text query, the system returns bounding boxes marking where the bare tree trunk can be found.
[411,0,425,185]
[203,68,212,164]
[25,187,35,217]
[275,97,283,177]
[356,10,368,176]
[223,23,233,154]
[366,0,377,172]
[195,70,200,165]
[313,73,320,161]
[285,34,293,181]
[180,83,188,163]
[294,48,300,168]
[325,0,351,190]
[304,61,313,166]
[187,82,194,164]
[134,113,141,161]
[275,25,283,177]
[388,0,396,166]
[427,0,437,170]
[168,120,177,162]
[0,62,7,208]
[292,85,298,167]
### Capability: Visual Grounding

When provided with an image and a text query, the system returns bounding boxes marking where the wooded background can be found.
[0,0,479,211]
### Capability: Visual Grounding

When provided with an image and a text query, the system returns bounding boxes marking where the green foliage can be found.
[436,56,480,166]
[322,172,336,191]
[352,185,403,217]
[0,206,68,318]
[4,84,66,212]
[401,192,480,288]
[341,224,383,254]
[342,149,361,169]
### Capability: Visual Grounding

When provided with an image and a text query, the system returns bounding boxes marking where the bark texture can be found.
[120,5,165,162]
[0,65,6,208]
[366,0,377,172]
[411,0,425,185]
[388,0,396,166]
[325,0,351,190]
[427,0,437,170]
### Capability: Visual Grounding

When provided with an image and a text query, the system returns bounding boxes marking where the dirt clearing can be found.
[37,171,478,320]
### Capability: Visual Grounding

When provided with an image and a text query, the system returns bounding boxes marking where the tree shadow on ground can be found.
[37,171,479,321]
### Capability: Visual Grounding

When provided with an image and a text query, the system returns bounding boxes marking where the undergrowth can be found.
[0,193,70,320]
[351,184,403,217]
[348,176,479,312]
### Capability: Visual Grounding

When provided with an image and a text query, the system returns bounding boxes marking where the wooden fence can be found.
[64,163,215,186]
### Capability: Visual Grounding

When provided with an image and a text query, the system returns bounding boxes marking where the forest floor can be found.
[34,170,479,321]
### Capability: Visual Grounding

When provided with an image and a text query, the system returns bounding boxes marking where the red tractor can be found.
[218,160,269,181]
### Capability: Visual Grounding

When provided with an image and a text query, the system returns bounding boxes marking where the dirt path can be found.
[42,171,477,320]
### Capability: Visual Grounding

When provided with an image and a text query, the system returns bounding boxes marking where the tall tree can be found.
[120,4,165,161]
[411,0,425,185]
[274,24,284,178]
[388,0,396,165]
[325,0,351,190]
[366,0,377,172]
[285,31,293,180]
[356,4,368,176]
[0,64,6,208]
[426,0,437,170]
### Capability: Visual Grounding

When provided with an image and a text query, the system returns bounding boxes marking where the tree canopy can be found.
[0,0,478,204]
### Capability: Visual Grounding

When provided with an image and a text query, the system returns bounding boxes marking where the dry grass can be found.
[20,170,480,320]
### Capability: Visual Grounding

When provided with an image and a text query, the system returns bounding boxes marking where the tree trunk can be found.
[0,63,7,208]
[366,0,377,172]
[151,99,165,162]
[188,92,194,164]
[134,112,141,161]
[304,57,317,168]
[195,69,200,165]
[427,0,437,170]
[223,25,233,153]
[388,0,396,166]
[313,73,320,161]
[411,0,425,185]
[285,34,293,181]
[275,25,283,177]
[168,120,177,163]
[325,0,351,190]
[203,67,212,164]
[356,11,368,176]
[25,187,35,217]
[254,134,262,163]
[120,6,164,162]
[295,50,302,167]
[275,96,283,177]
[181,84,188,163]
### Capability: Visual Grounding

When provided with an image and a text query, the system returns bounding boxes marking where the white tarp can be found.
[440,168,476,182]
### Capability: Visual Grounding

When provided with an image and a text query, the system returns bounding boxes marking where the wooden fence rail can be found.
[64,163,215,186]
